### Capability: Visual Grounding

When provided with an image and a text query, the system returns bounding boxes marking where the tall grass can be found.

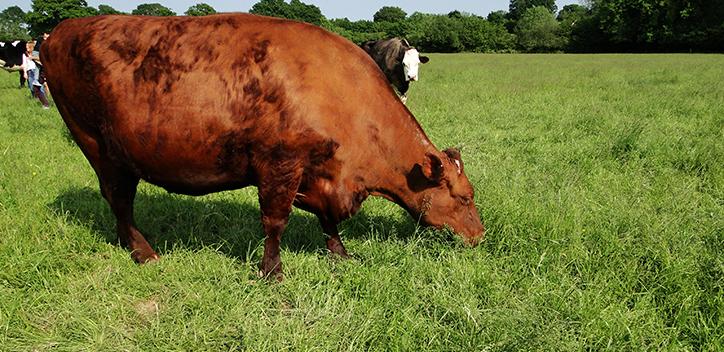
[0,54,722,350]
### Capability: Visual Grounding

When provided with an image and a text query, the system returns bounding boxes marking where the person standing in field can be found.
[22,41,49,109]
[22,41,36,98]
[34,32,49,53]
[34,32,51,97]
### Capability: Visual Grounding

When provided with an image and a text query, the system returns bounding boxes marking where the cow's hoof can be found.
[258,269,284,282]
[326,238,352,259]
[131,250,160,264]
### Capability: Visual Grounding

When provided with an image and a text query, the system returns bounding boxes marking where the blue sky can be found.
[6,0,580,19]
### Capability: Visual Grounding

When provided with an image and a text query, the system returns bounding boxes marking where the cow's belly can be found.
[104,114,255,196]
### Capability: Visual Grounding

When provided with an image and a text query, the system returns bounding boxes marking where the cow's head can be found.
[409,148,484,245]
[402,48,429,82]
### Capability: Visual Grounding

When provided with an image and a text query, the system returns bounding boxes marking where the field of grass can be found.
[0,53,722,351]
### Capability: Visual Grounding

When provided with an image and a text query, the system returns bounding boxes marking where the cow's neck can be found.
[362,106,436,217]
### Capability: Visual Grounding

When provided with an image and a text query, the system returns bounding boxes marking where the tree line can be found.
[1,0,722,52]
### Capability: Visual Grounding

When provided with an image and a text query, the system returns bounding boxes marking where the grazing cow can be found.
[360,38,429,104]
[42,14,484,280]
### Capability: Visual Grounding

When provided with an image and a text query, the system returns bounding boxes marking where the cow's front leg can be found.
[256,160,304,281]
[320,219,351,259]
[400,94,408,104]
[259,214,288,281]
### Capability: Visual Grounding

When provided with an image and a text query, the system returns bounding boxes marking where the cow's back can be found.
[42,14,410,194]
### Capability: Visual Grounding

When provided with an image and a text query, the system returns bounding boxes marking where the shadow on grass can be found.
[48,186,420,262]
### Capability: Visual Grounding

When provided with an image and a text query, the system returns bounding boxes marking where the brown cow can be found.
[41,14,484,279]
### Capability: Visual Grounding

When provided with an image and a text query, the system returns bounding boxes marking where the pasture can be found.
[0,53,722,351]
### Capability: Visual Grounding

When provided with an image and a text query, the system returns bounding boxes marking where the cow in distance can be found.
[360,37,430,104]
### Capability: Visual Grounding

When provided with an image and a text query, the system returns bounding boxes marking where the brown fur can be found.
[41,14,484,280]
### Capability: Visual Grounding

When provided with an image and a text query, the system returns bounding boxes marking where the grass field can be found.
[0,53,722,351]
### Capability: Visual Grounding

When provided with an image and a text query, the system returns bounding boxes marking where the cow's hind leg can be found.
[256,160,304,281]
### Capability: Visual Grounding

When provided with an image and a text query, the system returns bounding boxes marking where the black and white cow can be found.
[1,40,28,88]
[360,38,429,104]
[0,40,26,70]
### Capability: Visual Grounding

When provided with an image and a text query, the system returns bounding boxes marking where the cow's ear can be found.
[443,148,463,174]
[420,56,430,64]
[423,152,444,184]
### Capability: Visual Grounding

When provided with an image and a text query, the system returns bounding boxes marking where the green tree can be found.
[375,21,409,38]
[454,13,515,52]
[98,4,123,15]
[486,10,508,25]
[185,3,216,16]
[324,17,384,43]
[456,14,487,51]
[373,6,407,23]
[410,14,464,53]
[557,4,587,21]
[556,4,588,45]
[557,4,588,35]
[485,22,517,52]
[447,10,463,19]
[586,0,724,51]
[287,0,323,25]
[668,0,724,50]
[554,4,597,52]
[406,12,433,46]
[250,0,323,25]
[509,0,556,20]
[487,9,516,32]
[0,6,30,41]
[132,3,176,16]
[590,0,659,47]
[515,6,565,52]
[249,0,290,19]
[25,0,98,35]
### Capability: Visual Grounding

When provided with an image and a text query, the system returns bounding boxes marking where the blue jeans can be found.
[27,68,45,96]
[27,69,36,96]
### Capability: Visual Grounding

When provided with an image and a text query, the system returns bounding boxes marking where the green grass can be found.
[1,54,722,351]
